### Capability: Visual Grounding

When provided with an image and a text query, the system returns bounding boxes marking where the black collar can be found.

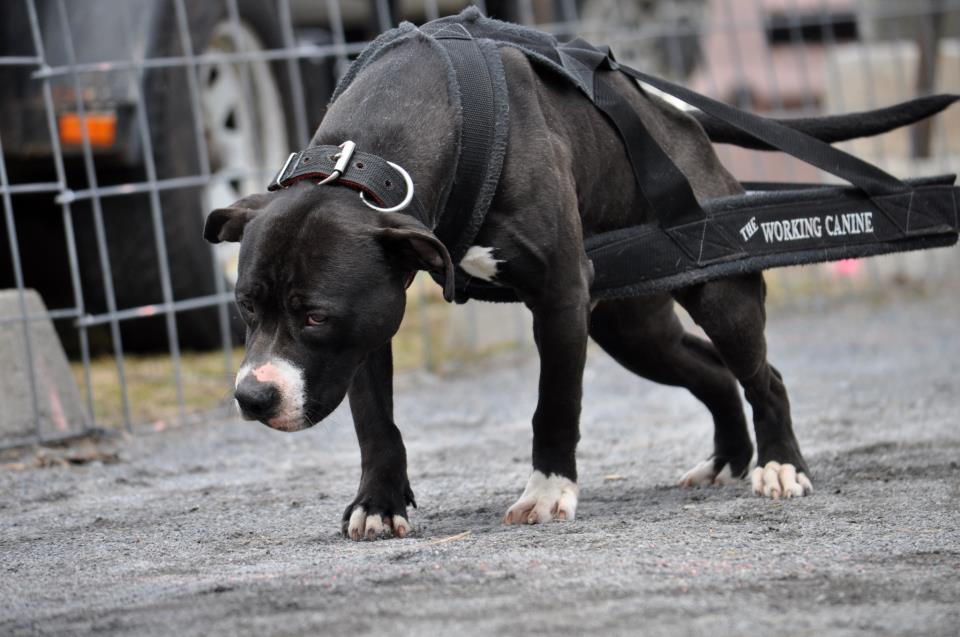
[267,141,430,226]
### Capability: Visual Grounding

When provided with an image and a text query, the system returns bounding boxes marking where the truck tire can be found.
[92,0,297,351]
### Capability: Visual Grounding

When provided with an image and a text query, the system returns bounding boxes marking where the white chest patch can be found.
[459,245,502,281]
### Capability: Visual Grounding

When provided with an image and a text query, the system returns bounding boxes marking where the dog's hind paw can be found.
[750,461,813,499]
[679,458,743,487]
[343,506,412,541]
[503,471,578,525]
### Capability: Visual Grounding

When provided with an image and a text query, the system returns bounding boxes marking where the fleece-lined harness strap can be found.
[421,21,509,265]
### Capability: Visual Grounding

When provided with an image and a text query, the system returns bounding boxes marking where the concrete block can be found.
[0,289,87,445]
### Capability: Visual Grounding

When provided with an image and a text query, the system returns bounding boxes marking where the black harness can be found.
[269,9,959,303]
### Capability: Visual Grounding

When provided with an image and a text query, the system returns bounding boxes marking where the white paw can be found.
[750,461,813,499]
[503,471,579,524]
[345,506,412,541]
[679,459,739,487]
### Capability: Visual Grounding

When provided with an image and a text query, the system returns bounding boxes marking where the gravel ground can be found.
[2,288,959,636]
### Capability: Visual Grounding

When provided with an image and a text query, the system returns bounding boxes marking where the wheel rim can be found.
[200,20,289,286]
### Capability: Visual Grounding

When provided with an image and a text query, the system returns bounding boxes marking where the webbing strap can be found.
[593,67,708,228]
[613,61,912,200]
[423,22,508,264]
[558,39,706,228]
[557,38,914,226]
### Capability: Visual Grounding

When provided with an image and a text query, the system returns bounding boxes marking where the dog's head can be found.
[203,183,453,431]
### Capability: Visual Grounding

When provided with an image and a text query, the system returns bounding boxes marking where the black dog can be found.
[204,14,937,540]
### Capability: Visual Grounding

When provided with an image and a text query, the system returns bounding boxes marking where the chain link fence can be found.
[1,0,957,447]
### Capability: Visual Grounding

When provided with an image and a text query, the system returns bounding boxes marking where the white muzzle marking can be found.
[234,358,306,431]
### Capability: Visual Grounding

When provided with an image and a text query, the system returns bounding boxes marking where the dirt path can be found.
[2,290,959,636]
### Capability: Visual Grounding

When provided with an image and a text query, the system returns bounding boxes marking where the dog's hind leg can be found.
[589,294,754,485]
[673,273,812,499]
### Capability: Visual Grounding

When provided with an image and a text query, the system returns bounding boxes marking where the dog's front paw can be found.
[342,478,416,541]
[750,461,813,499]
[503,471,578,524]
[343,506,412,541]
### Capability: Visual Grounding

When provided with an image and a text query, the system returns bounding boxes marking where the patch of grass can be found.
[71,348,239,429]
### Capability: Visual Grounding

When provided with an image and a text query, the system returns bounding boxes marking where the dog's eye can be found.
[238,300,255,315]
[305,312,327,327]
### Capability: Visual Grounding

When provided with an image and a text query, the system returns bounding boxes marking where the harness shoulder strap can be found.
[557,38,707,229]
[556,38,915,208]
[613,62,911,200]
[422,22,509,265]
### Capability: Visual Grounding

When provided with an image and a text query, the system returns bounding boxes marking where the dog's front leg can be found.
[504,291,590,524]
[342,342,416,541]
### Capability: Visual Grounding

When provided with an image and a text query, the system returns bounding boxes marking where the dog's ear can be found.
[203,193,273,244]
[376,212,455,302]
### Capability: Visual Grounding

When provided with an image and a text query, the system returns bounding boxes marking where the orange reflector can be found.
[58,111,117,147]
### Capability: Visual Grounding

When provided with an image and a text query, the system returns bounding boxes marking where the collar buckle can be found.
[268,152,297,191]
[317,140,357,185]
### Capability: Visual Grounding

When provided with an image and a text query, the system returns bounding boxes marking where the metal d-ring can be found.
[359,161,415,213]
[317,140,357,185]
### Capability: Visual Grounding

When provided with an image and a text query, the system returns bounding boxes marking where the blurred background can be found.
[0,0,957,446]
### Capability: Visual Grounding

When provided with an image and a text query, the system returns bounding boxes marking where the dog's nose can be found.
[235,376,280,420]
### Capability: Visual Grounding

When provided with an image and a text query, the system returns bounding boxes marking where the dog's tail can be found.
[695,94,958,151]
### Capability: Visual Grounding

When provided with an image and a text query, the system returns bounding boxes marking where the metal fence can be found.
[1,0,958,447]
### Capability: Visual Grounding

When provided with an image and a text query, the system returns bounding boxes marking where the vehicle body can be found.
[0,0,486,351]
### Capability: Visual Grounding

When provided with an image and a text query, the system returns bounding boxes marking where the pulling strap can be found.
[556,38,926,266]
[557,38,913,213]
[613,61,911,200]
[559,39,707,229]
